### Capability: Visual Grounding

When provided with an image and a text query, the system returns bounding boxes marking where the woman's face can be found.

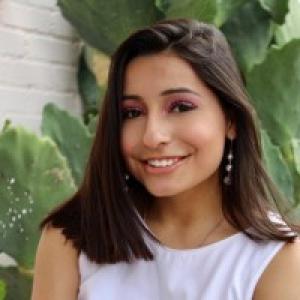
[121,51,235,197]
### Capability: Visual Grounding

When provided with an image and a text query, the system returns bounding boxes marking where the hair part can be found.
[41,18,299,264]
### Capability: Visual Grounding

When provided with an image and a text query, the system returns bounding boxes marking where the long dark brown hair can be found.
[41,18,299,264]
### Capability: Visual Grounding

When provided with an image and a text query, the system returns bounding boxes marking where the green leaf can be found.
[261,130,294,202]
[58,0,160,54]
[275,0,300,46]
[0,125,75,269]
[155,0,170,12]
[280,141,300,204]
[0,267,32,300]
[87,114,98,136]
[41,103,93,186]
[82,45,110,116]
[258,0,289,24]
[291,139,300,204]
[222,1,273,74]
[214,0,247,27]
[1,120,11,133]
[78,47,102,121]
[247,40,300,205]
[0,280,6,300]
[246,39,300,146]
[84,46,110,88]
[164,0,217,24]
[292,139,300,174]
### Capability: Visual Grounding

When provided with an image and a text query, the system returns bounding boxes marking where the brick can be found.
[0,26,26,58]
[0,0,82,133]
[0,1,77,39]
[0,86,82,116]
[27,35,81,65]
[49,10,78,39]
[0,1,52,34]
[0,57,78,93]
[13,0,57,10]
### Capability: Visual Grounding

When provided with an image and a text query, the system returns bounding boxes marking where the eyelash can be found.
[122,100,196,120]
[168,100,196,113]
[122,108,143,119]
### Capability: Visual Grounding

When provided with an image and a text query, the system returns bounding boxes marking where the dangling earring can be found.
[124,173,130,192]
[224,139,234,186]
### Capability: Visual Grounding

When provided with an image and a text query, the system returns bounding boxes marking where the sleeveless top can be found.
[78,213,289,300]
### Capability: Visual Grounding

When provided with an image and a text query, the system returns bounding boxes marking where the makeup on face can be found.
[121,87,201,120]
[121,52,229,197]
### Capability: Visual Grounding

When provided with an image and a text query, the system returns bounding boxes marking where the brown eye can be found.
[170,101,196,113]
[122,108,142,119]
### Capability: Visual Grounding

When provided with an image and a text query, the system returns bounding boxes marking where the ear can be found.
[226,119,237,140]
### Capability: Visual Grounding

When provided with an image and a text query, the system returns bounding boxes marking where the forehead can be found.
[123,51,207,95]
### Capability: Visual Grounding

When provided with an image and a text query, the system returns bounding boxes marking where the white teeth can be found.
[147,158,179,167]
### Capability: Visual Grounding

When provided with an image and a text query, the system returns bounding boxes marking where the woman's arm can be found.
[253,239,300,299]
[31,226,80,300]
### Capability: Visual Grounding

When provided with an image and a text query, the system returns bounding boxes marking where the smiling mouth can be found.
[143,155,190,169]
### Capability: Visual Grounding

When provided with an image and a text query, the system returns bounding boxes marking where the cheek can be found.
[121,132,130,160]
[182,115,226,159]
[121,124,139,160]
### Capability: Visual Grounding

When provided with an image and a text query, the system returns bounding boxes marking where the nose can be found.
[142,115,171,149]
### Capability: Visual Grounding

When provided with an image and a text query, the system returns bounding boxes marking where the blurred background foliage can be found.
[1,0,300,298]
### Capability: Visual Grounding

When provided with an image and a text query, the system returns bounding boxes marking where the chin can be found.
[145,184,182,198]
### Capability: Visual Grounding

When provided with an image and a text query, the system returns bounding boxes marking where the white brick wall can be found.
[0,0,82,134]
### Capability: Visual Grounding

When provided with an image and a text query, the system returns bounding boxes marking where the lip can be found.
[143,155,186,161]
[142,155,190,174]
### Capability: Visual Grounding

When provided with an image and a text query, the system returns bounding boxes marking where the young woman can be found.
[32,19,300,300]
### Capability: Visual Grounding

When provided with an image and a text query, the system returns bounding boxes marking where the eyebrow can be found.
[122,87,200,101]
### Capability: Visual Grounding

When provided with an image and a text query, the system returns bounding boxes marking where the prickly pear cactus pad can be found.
[275,0,300,46]
[247,39,300,204]
[293,139,300,174]
[0,124,76,270]
[87,114,98,136]
[246,39,300,146]
[0,267,31,300]
[258,0,289,24]
[261,130,293,202]
[78,48,102,120]
[221,1,274,73]
[58,0,161,54]
[41,103,93,186]
[0,280,6,300]
[161,0,216,24]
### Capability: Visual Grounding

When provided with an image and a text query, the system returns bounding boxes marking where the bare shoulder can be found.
[253,238,300,300]
[31,225,80,300]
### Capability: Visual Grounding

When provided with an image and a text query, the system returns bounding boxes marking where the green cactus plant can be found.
[78,47,102,121]
[41,103,94,186]
[258,0,289,24]
[160,0,217,24]
[0,268,31,300]
[0,104,96,300]
[0,280,6,300]
[261,129,294,203]
[221,0,274,74]
[0,123,76,269]
[58,0,161,55]
[275,0,300,46]
[87,114,98,136]
[214,0,248,26]
[246,39,300,203]
[0,122,76,299]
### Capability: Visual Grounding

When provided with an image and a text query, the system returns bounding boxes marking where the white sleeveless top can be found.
[78,215,289,300]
